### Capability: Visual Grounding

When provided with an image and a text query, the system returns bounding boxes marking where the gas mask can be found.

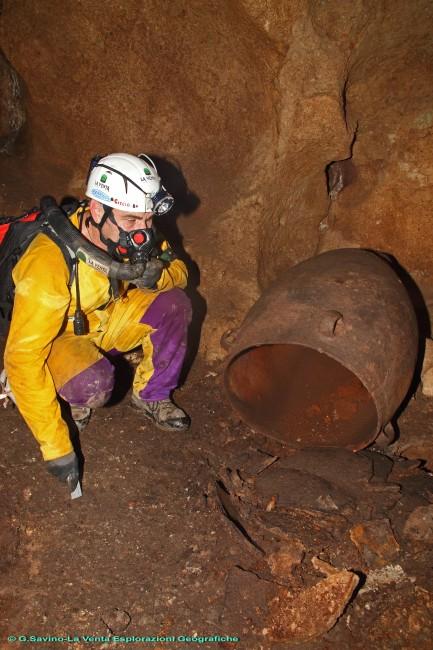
[94,207,158,263]
[115,226,157,263]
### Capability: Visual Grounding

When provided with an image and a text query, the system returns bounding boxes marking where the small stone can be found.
[23,487,32,501]
[267,540,305,578]
[350,519,400,568]
[403,505,433,543]
[100,608,131,634]
[265,495,278,512]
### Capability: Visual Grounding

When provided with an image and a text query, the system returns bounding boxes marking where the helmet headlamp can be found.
[151,188,175,215]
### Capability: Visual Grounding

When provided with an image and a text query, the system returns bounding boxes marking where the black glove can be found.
[46,451,79,491]
[134,258,164,289]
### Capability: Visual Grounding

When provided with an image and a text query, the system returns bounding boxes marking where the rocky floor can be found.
[1,359,433,650]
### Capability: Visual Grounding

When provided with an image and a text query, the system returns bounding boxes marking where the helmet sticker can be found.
[100,173,108,183]
[143,167,151,175]
[91,188,111,202]
[113,198,131,208]
[95,180,110,191]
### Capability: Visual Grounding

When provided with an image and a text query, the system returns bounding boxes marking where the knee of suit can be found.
[140,288,192,327]
[59,356,115,408]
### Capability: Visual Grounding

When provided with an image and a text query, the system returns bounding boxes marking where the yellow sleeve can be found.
[4,235,73,461]
[155,241,188,291]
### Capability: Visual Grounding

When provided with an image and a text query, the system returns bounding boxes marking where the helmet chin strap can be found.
[86,204,123,259]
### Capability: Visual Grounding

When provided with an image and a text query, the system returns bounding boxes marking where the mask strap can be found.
[87,205,121,258]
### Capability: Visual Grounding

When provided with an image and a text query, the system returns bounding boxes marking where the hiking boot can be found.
[70,405,92,433]
[131,394,190,432]
[0,368,16,407]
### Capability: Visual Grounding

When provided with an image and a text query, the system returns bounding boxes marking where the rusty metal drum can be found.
[224,248,418,451]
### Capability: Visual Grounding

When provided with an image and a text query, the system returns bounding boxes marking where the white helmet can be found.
[85,152,174,214]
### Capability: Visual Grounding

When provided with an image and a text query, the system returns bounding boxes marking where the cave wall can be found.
[0,48,25,153]
[1,0,432,360]
[317,1,433,312]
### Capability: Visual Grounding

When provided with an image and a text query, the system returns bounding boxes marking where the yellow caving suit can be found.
[4,209,189,461]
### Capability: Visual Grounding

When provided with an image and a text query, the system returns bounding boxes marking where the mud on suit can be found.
[4,209,191,461]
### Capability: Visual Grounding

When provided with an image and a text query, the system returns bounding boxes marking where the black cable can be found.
[73,208,87,335]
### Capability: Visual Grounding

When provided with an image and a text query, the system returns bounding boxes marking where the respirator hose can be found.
[40,196,146,281]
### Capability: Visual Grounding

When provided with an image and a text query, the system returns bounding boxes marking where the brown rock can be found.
[403,505,433,543]
[311,556,341,577]
[350,519,400,568]
[397,443,433,472]
[268,569,359,644]
[266,540,305,578]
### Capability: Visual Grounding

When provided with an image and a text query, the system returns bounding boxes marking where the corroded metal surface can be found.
[224,248,418,450]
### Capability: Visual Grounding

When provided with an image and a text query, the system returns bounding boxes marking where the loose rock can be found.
[268,569,359,644]
[403,505,433,543]
[100,608,131,635]
[266,540,305,579]
[350,519,400,568]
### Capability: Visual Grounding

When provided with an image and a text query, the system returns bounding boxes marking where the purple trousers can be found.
[56,288,192,407]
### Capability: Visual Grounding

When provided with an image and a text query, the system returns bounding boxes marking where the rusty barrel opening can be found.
[225,343,378,450]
